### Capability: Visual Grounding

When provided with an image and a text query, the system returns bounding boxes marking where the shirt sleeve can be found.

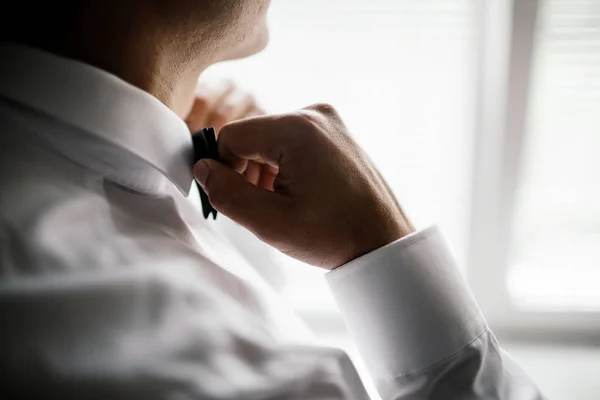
[326,226,546,400]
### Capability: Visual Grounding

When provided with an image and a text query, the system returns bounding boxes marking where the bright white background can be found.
[204,0,475,313]
[203,0,600,398]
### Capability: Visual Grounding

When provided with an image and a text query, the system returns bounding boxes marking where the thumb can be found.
[193,159,289,237]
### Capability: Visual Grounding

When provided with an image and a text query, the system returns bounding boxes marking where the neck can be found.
[66,38,204,118]
[36,5,210,118]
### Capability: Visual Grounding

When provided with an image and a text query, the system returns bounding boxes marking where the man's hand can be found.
[193,104,415,269]
[185,80,264,133]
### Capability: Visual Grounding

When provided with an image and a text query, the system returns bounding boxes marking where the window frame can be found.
[467,0,600,342]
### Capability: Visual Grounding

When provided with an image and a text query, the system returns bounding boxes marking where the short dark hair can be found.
[1,2,85,50]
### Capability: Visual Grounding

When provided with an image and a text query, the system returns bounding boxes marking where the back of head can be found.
[0,0,270,116]
[1,2,85,52]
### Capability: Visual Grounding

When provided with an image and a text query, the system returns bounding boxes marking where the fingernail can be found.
[194,160,210,188]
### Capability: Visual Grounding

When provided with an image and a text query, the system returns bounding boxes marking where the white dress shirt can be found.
[0,44,544,399]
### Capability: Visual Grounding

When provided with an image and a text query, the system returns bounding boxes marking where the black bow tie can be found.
[191,127,219,220]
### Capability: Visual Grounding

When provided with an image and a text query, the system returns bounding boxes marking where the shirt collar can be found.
[0,43,194,195]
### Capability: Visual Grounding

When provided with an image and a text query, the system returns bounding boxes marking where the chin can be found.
[221,18,270,62]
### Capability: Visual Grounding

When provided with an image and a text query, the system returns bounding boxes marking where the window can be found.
[469,0,600,338]
[509,0,600,312]
[205,0,600,339]
[204,0,477,320]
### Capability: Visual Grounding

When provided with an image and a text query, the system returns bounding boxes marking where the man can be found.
[0,1,545,399]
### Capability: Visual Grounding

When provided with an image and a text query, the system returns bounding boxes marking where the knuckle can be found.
[305,102,338,116]
[244,94,257,107]
[284,111,312,126]
[252,106,266,117]
[288,111,321,134]
[245,99,260,116]
[279,113,323,150]
[193,96,209,110]
[211,111,228,127]
[298,103,341,130]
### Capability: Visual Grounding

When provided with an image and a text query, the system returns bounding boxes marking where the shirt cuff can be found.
[326,226,487,379]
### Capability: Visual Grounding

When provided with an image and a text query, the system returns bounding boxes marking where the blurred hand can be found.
[185,79,271,186]
[193,104,415,269]
[185,80,264,133]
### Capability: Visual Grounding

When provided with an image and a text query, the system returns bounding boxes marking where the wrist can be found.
[338,217,414,269]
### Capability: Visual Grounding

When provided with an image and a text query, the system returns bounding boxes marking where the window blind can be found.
[510,0,600,311]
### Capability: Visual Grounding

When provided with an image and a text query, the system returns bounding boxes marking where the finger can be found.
[243,161,262,185]
[193,159,289,238]
[211,92,258,130]
[204,82,236,129]
[222,151,268,176]
[258,164,278,191]
[185,96,211,133]
[218,113,305,169]
[196,79,235,102]
[246,105,266,117]
[186,81,234,132]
